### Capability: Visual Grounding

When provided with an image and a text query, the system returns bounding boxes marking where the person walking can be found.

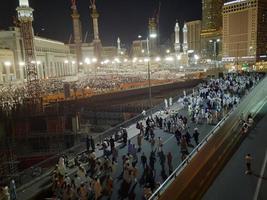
[245,154,252,174]
[185,131,194,148]
[167,152,173,174]
[93,178,102,200]
[109,137,115,151]
[193,128,200,145]
[127,140,133,154]
[174,129,181,145]
[86,136,91,152]
[159,151,166,170]
[150,137,155,151]
[149,151,156,171]
[9,180,17,200]
[131,144,138,166]
[112,147,118,163]
[180,136,189,161]
[122,128,128,146]
[157,137,163,152]
[141,152,147,169]
[90,136,95,152]
[167,120,171,133]
[137,133,143,152]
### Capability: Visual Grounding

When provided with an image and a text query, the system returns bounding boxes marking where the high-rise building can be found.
[131,39,147,57]
[202,0,224,31]
[186,20,201,54]
[222,0,267,67]
[201,0,224,59]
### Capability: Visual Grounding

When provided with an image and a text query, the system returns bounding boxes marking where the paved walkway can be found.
[18,99,220,200]
[105,109,216,200]
[203,103,267,200]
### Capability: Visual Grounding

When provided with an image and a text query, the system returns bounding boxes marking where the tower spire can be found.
[174,20,180,52]
[90,0,100,40]
[183,23,188,53]
[71,0,82,72]
[90,0,101,59]
[117,37,121,55]
[19,0,29,6]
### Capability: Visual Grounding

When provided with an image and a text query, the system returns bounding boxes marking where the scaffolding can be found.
[0,148,18,185]
[16,1,41,100]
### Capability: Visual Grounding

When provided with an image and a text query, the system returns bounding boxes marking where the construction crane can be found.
[153,0,161,45]
[16,0,41,101]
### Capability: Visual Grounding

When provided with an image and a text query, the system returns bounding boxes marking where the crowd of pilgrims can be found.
[47,73,263,200]
[77,75,146,93]
[0,74,148,112]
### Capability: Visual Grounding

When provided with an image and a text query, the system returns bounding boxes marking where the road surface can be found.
[203,103,267,200]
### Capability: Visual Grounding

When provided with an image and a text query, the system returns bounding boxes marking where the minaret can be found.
[17,0,40,98]
[71,0,82,72]
[117,37,121,55]
[90,0,101,59]
[174,21,180,52]
[183,23,188,53]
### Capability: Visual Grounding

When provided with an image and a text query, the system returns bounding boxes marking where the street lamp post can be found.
[146,38,152,116]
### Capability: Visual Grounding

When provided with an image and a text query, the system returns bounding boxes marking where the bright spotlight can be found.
[149,33,157,38]
[155,57,161,62]
[19,62,25,66]
[144,58,150,62]
[4,61,11,67]
[165,56,174,61]
[84,58,91,64]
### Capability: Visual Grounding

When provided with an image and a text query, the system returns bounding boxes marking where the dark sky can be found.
[0,0,202,46]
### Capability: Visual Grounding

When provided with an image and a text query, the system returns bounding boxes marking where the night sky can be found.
[0,0,202,47]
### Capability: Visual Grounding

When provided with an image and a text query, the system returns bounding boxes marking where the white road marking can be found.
[253,149,267,200]
[163,135,175,145]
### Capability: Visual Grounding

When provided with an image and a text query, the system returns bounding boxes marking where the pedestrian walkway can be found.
[17,95,213,200]
[105,107,215,200]
[16,72,262,200]
[203,103,267,200]
[16,97,184,200]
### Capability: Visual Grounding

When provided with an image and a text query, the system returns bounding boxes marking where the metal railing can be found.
[149,74,267,200]
[148,109,233,200]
